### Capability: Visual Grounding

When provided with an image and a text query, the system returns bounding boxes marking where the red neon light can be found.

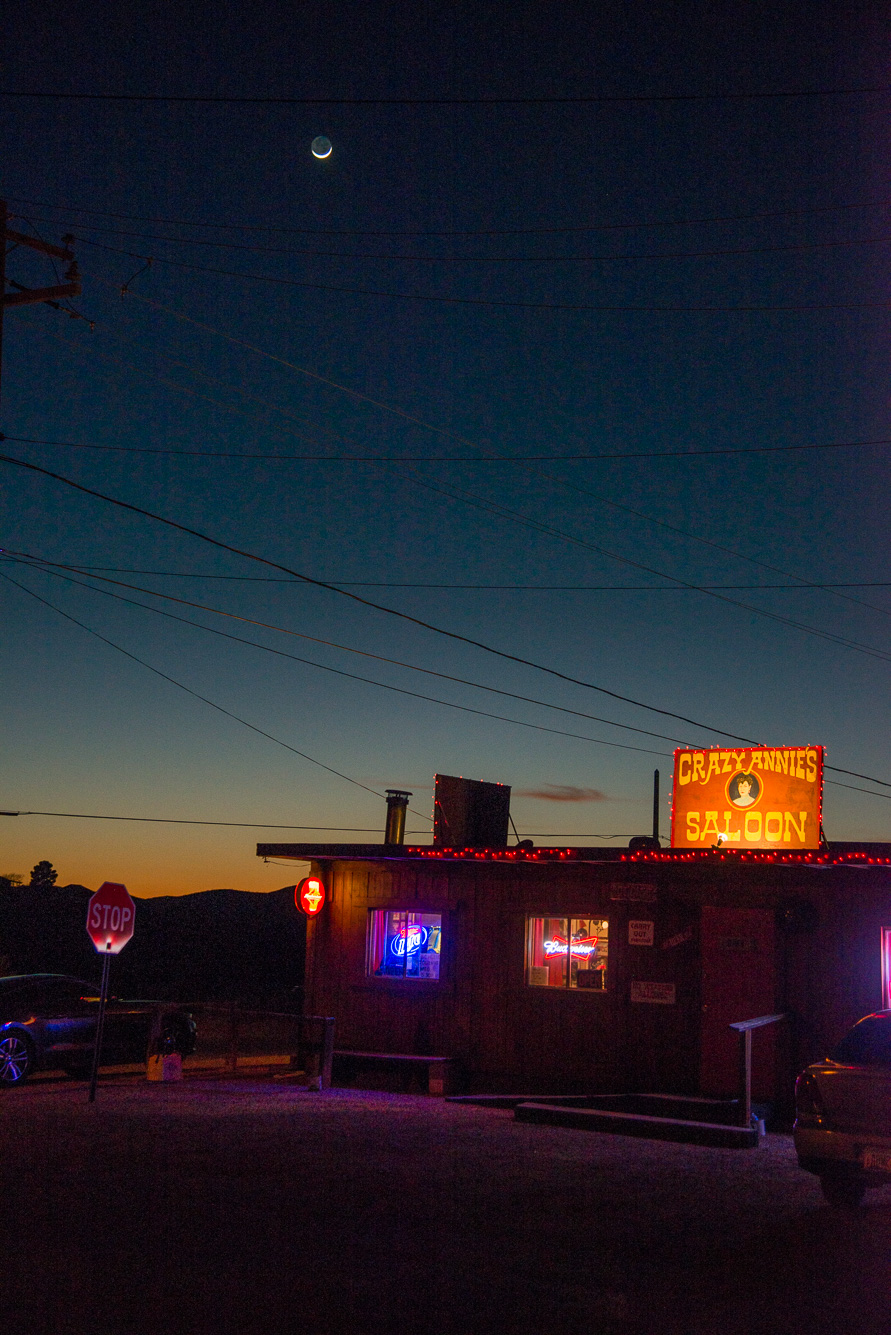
[401,845,891,866]
[296,877,325,916]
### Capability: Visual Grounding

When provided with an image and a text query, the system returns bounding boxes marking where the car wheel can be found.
[0,1031,35,1087]
[819,1171,867,1209]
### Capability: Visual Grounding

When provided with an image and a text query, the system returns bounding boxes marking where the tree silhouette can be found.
[29,861,58,890]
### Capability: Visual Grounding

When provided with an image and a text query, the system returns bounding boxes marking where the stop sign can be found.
[86,881,136,954]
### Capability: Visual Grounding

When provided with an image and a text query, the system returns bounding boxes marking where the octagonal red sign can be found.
[86,881,136,954]
[296,877,325,917]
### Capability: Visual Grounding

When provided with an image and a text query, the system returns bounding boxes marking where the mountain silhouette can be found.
[0,884,305,1007]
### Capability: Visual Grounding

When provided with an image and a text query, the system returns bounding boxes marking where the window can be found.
[366,910,443,981]
[831,1017,891,1068]
[526,916,609,990]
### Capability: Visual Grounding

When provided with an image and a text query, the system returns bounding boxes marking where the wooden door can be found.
[699,906,776,1097]
[620,900,701,1094]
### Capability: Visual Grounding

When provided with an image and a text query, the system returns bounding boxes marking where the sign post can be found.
[85,881,136,1103]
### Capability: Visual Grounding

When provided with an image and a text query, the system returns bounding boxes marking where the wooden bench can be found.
[333,1050,455,1096]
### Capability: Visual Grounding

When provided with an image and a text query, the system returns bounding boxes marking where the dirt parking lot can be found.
[2,1077,890,1335]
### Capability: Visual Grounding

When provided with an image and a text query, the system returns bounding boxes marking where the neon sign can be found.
[543,934,599,958]
[389,925,429,957]
[295,877,326,916]
[672,745,824,849]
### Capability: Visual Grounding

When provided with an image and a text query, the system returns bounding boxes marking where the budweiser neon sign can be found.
[295,877,326,916]
[543,934,598,958]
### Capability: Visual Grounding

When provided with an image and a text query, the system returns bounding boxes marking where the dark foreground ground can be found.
[2,1078,890,1335]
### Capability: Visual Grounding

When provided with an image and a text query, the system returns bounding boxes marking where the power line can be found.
[0,569,393,803]
[11,192,891,238]
[21,550,888,788]
[0,451,773,744]
[25,292,890,633]
[3,222,886,806]
[87,282,490,448]
[2,85,890,105]
[102,286,887,474]
[0,810,637,837]
[4,565,888,805]
[1,453,888,791]
[66,277,891,632]
[25,289,891,630]
[522,463,891,623]
[22,215,891,265]
[11,285,891,758]
[1,811,627,833]
[14,231,887,640]
[826,782,891,802]
[5,813,424,830]
[6,553,890,592]
[90,241,891,314]
[12,242,891,696]
[93,284,891,625]
[400,467,891,661]
[37,324,890,631]
[19,327,354,456]
[3,551,681,751]
[7,431,891,465]
[16,318,890,627]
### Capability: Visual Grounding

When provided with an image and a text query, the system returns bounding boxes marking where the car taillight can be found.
[795,1072,825,1118]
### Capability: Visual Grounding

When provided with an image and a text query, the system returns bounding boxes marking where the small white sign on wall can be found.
[631,981,676,1005]
[609,883,657,902]
[628,920,655,946]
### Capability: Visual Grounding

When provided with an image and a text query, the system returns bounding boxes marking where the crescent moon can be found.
[311,136,333,159]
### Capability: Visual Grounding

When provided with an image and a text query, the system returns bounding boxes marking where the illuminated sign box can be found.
[671,746,824,850]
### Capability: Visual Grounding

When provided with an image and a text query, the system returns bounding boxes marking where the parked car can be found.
[794,1010,891,1207]
[0,973,197,1087]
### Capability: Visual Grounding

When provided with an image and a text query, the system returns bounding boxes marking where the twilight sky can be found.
[1,2,889,895]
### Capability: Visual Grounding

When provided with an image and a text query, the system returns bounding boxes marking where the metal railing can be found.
[728,1012,786,1127]
[179,1005,335,1089]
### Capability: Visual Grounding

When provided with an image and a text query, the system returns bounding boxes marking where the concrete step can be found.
[514,1101,760,1148]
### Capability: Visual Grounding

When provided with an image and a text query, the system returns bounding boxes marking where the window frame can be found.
[364,907,446,985]
[525,914,610,992]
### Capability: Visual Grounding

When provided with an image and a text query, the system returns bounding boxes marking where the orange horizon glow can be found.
[1,824,313,897]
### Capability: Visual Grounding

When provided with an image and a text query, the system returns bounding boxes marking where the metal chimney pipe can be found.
[653,769,660,843]
[384,790,412,845]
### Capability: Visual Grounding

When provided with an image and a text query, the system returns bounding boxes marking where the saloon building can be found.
[259,760,891,1116]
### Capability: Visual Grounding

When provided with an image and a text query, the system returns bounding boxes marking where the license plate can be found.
[863,1148,891,1173]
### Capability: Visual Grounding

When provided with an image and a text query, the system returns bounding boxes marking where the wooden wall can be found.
[303,856,891,1101]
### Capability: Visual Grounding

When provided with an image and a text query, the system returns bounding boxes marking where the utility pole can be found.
[0,200,82,410]
[0,201,6,415]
